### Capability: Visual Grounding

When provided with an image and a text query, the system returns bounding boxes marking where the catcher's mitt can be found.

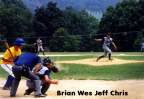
[51,66,59,73]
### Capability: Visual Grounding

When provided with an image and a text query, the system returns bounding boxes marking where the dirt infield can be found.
[56,58,144,66]
[0,80,144,99]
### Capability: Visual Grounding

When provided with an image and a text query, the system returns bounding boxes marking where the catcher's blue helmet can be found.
[14,38,25,46]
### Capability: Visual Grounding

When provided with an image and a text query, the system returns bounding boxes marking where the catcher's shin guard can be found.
[33,80,42,95]
[34,80,46,97]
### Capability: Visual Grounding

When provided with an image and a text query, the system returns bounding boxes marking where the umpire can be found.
[10,45,45,97]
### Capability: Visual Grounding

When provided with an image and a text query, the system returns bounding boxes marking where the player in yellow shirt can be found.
[0,38,25,90]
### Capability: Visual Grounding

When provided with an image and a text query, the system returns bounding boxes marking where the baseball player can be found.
[95,32,117,61]
[10,45,46,97]
[36,38,45,55]
[0,38,25,90]
[141,41,144,52]
[24,57,59,96]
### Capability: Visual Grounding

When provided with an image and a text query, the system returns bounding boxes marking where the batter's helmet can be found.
[14,38,25,46]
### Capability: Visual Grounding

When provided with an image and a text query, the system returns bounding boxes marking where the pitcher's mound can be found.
[56,58,144,66]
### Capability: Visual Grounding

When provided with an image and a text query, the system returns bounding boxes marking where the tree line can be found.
[0,0,144,51]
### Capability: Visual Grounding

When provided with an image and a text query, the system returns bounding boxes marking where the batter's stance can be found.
[0,38,25,90]
[95,32,117,62]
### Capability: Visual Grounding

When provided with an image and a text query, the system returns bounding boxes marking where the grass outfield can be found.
[50,55,144,61]
[52,63,144,80]
[0,52,144,80]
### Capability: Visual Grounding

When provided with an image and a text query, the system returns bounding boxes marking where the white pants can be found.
[141,47,144,52]
[0,64,14,77]
[38,46,44,52]
[103,46,112,55]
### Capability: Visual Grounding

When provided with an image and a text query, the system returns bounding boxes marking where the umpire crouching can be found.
[10,45,46,97]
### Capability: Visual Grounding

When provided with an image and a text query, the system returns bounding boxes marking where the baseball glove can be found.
[51,66,59,73]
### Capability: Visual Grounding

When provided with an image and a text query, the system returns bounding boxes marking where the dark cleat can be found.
[24,89,34,95]
[24,92,31,95]
[109,58,113,61]
[10,95,16,97]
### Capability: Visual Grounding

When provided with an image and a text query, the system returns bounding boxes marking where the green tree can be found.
[33,2,64,37]
[64,7,99,35]
[34,3,99,51]
[0,0,32,42]
[63,35,81,51]
[99,0,144,51]
[99,0,139,32]
[134,31,144,51]
[49,27,69,51]
[49,27,81,51]
[63,7,99,51]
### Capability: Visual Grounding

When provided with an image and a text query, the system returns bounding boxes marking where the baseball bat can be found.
[4,40,14,60]
[0,33,14,60]
[2,40,14,59]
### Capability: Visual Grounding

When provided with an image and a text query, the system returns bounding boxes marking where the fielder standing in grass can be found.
[141,41,144,53]
[95,32,117,62]
[36,37,45,55]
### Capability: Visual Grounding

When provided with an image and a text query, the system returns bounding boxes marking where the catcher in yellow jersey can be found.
[0,38,25,90]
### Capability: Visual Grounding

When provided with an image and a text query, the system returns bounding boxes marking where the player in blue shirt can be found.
[10,45,46,97]
[24,57,59,96]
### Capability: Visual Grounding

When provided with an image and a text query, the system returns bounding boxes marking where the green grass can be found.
[46,52,144,61]
[52,63,144,80]
[49,55,144,61]
[0,52,144,80]
[50,55,94,61]
[116,56,144,60]
[0,67,9,77]
[1,63,144,80]
[48,55,144,62]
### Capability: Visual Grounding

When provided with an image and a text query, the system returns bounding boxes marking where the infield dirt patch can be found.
[0,80,144,99]
[56,58,144,66]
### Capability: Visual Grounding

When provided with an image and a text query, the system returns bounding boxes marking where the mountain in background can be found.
[22,0,121,19]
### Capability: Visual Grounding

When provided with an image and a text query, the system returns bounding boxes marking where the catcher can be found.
[24,57,59,96]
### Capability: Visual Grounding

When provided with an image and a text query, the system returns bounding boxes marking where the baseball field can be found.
[0,52,144,99]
